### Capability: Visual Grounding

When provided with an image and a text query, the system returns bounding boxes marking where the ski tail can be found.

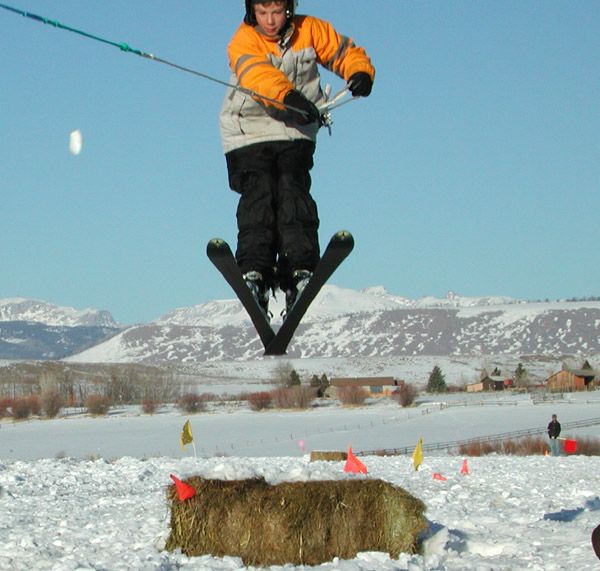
[264,230,354,355]
[206,238,275,350]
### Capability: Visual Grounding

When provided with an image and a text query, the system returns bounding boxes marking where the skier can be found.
[219,0,375,319]
[547,414,561,456]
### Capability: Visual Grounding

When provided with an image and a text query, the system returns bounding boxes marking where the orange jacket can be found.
[219,15,375,153]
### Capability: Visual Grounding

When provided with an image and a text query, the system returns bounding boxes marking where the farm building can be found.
[328,377,404,397]
[466,377,506,392]
[546,361,599,392]
[466,369,510,392]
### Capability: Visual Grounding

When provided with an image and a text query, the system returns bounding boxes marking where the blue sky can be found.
[2,1,599,324]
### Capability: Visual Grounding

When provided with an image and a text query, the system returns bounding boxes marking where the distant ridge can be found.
[0,297,117,328]
[0,289,597,362]
[63,285,599,364]
[0,298,120,360]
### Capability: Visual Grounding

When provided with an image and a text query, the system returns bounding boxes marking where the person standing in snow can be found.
[547,414,561,456]
[219,0,375,319]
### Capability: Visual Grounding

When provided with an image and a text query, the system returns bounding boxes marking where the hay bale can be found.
[166,477,427,566]
[310,450,347,462]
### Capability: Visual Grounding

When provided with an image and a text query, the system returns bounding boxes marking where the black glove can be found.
[348,71,373,97]
[283,90,321,125]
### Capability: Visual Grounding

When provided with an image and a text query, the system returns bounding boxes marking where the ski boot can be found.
[283,269,312,319]
[243,271,270,321]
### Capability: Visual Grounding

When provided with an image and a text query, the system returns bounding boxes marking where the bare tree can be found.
[272,362,295,387]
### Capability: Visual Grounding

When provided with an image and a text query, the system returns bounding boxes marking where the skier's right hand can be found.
[283,90,321,125]
[348,71,373,97]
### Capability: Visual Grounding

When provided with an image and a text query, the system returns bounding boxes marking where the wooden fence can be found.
[357,416,600,457]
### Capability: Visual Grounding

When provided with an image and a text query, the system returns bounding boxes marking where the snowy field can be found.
[2,393,600,569]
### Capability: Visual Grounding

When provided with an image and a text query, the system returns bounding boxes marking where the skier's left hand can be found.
[348,72,373,97]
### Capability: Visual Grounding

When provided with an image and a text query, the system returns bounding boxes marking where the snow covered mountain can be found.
[66,286,600,364]
[0,297,117,327]
[0,298,120,360]
[155,286,519,328]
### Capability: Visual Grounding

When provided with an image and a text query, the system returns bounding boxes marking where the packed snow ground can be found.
[2,393,600,570]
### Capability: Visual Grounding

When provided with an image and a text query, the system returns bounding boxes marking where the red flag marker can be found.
[344,447,368,474]
[433,472,447,481]
[170,474,196,501]
[460,459,470,475]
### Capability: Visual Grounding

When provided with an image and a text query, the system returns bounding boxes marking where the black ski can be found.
[265,230,354,355]
[206,238,275,350]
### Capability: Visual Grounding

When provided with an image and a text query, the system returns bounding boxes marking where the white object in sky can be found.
[69,129,83,155]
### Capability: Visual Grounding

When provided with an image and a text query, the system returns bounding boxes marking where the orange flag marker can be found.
[460,459,470,475]
[344,447,368,474]
[170,474,197,501]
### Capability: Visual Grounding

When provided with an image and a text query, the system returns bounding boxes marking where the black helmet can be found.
[244,0,297,25]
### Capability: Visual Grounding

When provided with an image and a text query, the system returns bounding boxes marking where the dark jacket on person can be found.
[548,420,561,439]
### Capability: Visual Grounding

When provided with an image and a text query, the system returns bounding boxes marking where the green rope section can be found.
[0,1,284,107]
[0,3,146,56]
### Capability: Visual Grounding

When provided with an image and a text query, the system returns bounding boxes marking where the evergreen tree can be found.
[427,366,447,393]
[514,363,528,386]
[318,374,330,397]
[289,369,301,387]
[310,374,330,396]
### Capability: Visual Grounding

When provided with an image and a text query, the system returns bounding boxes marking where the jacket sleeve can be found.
[307,17,375,83]
[226,24,293,107]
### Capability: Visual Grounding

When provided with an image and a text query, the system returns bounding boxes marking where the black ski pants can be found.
[225,139,320,291]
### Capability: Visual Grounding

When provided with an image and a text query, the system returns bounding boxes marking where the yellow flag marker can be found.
[180,419,194,449]
[412,437,423,471]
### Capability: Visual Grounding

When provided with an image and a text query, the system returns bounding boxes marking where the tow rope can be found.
[0,2,355,130]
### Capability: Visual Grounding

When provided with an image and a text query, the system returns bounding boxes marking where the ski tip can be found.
[332,230,354,249]
[206,237,231,256]
[207,237,227,248]
[334,230,353,241]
